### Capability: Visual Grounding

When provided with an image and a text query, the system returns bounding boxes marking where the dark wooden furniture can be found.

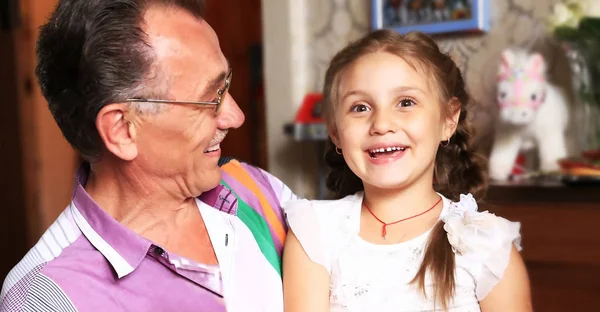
[482,181,600,312]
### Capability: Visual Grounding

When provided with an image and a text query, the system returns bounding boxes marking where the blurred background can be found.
[1,0,599,310]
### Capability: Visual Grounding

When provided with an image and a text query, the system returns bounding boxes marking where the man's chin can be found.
[194,167,223,195]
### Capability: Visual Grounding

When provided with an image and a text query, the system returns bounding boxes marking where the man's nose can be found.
[216,93,245,130]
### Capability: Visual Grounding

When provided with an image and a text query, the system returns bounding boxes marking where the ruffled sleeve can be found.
[441,194,522,300]
[283,199,333,273]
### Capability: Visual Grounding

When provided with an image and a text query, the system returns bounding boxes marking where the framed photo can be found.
[371,0,490,35]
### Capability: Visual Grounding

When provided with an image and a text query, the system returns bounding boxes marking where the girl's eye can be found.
[398,98,416,107]
[350,104,370,112]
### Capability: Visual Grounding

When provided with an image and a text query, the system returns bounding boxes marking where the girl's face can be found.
[331,51,458,192]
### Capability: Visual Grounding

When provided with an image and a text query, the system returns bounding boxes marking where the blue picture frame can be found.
[372,0,490,35]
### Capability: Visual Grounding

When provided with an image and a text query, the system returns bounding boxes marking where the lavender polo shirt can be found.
[1,165,297,312]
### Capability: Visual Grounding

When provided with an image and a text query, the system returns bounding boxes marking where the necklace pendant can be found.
[364,197,443,242]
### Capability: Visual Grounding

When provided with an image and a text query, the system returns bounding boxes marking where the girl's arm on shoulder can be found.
[283,230,330,312]
[479,246,533,312]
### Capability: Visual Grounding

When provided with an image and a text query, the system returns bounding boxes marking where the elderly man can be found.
[1,0,296,311]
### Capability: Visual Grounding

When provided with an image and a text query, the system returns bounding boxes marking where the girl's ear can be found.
[443,98,461,141]
[329,125,341,148]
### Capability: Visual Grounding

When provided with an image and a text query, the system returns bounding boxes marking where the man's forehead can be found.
[143,6,220,55]
[144,6,227,75]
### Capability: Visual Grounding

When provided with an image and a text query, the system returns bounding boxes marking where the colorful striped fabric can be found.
[218,159,288,277]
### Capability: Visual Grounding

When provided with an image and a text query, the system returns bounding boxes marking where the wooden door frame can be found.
[0,24,30,283]
[204,1,268,170]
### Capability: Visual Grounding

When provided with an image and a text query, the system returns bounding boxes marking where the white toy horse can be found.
[488,49,570,180]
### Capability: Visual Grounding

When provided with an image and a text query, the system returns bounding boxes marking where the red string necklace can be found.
[364,197,442,240]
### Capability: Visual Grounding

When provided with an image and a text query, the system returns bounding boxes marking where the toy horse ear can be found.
[498,49,515,79]
[526,53,546,76]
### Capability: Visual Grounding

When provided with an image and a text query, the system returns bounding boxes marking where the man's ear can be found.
[96,103,138,161]
[443,98,461,141]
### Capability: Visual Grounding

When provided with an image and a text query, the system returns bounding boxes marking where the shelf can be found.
[283,122,328,141]
[485,180,600,204]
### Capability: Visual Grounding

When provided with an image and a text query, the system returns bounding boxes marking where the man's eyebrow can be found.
[203,60,231,97]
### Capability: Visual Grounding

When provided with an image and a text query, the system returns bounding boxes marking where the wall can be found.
[262,0,315,198]
[262,0,569,197]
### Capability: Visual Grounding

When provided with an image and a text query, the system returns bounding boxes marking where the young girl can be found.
[282,30,532,311]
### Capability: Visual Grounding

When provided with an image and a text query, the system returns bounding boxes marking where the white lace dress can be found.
[283,192,521,312]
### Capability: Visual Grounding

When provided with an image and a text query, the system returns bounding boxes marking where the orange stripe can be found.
[221,160,286,244]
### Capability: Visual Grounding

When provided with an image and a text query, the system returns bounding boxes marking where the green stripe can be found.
[221,181,282,277]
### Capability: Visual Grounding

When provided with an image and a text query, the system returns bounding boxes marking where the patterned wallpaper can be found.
[304,0,570,151]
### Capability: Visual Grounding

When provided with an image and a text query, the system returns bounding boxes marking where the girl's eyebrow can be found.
[341,90,370,102]
[341,85,425,102]
[392,86,425,95]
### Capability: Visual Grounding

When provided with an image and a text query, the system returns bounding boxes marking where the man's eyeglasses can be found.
[125,69,232,114]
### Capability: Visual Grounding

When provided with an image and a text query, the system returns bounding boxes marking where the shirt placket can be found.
[148,245,224,297]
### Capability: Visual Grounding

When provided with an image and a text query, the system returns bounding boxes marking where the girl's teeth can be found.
[370,147,405,153]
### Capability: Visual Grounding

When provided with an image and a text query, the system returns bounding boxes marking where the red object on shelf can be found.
[583,149,600,161]
[511,154,527,176]
[295,93,324,124]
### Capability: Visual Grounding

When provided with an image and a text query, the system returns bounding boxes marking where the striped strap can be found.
[221,160,286,246]
[220,160,287,276]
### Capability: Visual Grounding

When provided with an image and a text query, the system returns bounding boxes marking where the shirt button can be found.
[154,246,164,256]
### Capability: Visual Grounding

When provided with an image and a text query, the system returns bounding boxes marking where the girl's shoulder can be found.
[441,193,522,300]
[282,193,362,273]
[284,192,360,208]
[283,193,362,229]
[440,193,522,256]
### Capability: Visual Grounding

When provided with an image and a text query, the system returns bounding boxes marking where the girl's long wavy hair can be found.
[322,29,487,310]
